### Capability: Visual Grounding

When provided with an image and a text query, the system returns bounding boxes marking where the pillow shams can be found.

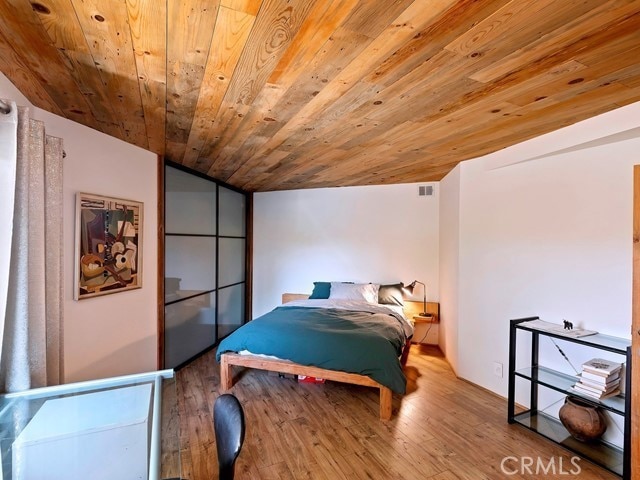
[309,281,331,299]
[329,282,379,303]
[378,283,405,306]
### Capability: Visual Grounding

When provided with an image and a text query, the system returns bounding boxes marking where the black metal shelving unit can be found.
[508,317,631,479]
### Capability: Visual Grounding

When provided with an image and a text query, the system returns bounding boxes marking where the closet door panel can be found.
[166,166,216,235]
[219,186,245,237]
[165,293,216,367]
[218,284,244,338]
[165,236,216,300]
[219,238,245,287]
[163,164,247,369]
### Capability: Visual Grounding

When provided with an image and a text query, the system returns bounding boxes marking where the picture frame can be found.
[74,193,143,300]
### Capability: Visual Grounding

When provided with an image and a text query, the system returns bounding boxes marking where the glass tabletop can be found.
[0,370,180,480]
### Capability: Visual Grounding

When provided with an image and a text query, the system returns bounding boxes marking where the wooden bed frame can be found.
[219,293,440,420]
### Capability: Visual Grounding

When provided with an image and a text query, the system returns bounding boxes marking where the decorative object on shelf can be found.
[549,337,580,374]
[75,193,143,299]
[404,280,428,316]
[559,396,607,442]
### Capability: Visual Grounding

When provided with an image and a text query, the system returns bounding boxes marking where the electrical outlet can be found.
[493,362,503,378]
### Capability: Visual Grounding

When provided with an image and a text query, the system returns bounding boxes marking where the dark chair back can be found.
[214,393,246,480]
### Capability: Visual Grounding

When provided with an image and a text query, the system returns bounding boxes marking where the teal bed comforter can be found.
[216,304,409,394]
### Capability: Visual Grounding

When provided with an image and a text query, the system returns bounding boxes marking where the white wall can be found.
[438,165,461,372]
[443,101,640,397]
[1,73,158,383]
[253,183,439,318]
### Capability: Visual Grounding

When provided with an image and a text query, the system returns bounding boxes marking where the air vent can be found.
[418,185,433,196]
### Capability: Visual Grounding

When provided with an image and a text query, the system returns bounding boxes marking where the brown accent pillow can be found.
[378,283,404,306]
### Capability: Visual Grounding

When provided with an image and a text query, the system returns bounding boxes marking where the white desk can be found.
[0,370,178,480]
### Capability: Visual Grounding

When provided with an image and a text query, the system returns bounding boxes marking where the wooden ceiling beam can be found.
[31,0,123,137]
[197,0,318,174]
[1,0,640,190]
[0,0,100,128]
[257,4,640,189]
[165,0,221,161]
[70,0,149,149]
[181,5,257,169]
[126,0,167,155]
[0,29,63,116]
[223,0,464,185]
[208,0,362,177]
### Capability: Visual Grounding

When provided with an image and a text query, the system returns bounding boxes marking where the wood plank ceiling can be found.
[1,0,640,191]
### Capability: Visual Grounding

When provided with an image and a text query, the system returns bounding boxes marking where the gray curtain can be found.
[0,101,63,392]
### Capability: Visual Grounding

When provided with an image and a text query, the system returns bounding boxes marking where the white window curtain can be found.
[0,99,63,392]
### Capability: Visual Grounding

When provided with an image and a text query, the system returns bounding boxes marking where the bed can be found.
[217,283,436,420]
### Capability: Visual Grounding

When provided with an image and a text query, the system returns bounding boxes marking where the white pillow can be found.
[329,282,380,303]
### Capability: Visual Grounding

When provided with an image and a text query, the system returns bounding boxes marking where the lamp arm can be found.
[413,281,427,316]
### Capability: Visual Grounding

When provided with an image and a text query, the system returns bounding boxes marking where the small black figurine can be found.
[563,319,573,330]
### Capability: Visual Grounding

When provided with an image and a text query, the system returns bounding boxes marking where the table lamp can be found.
[404,280,428,316]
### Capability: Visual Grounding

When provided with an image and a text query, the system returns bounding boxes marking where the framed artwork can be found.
[74,193,143,300]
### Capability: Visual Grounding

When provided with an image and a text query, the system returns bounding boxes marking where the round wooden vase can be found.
[559,396,607,442]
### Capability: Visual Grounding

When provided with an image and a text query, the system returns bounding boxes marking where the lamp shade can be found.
[403,281,416,295]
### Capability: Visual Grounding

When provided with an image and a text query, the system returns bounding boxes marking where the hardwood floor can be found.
[174,345,618,479]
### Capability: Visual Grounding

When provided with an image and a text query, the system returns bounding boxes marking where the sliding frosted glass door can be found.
[164,165,248,368]
[218,187,246,338]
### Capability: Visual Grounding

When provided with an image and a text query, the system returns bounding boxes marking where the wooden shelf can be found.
[513,410,624,476]
[404,301,439,323]
[515,366,625,415]
[412,314,438,324]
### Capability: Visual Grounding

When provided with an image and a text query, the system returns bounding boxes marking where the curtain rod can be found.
[0,99,11,114]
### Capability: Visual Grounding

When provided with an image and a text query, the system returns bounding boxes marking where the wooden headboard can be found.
[282,293,311,303]
[282,293,439,322]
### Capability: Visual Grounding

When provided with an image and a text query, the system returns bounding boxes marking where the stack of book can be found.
[572,358,622,400]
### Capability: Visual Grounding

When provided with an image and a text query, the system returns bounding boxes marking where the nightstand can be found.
[403,301,439,345]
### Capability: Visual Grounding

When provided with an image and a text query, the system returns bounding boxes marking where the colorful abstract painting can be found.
[75,193,143,299]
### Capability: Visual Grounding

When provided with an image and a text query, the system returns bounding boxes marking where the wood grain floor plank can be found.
[174,344,619,480]
[347,422,443,479]
[257,461,296,480]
